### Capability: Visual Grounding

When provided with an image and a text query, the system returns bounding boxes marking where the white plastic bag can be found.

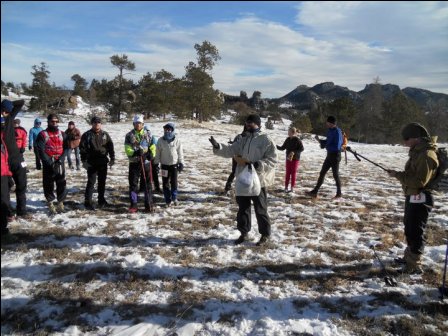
[235,164,261,196]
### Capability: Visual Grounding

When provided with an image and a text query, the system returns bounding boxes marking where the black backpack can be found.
[426,147,448,191]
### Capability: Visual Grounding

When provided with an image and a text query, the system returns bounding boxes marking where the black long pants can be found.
[11,164,27,215]
[129,161,152,206]
[1,176,11,231]
[33,146,42,170]
[85,164,108,204]
[42,164,67,202]
[314,152,341,195]
[161,164,178,204]
[236,187,271,236]
[404,191,433,255]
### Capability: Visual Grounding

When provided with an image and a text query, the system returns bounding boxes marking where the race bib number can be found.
[410,192,426,204]
[161,169,168,178]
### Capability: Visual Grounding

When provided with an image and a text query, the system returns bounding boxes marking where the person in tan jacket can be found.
[65,121,81,170]
[387,122,439,273]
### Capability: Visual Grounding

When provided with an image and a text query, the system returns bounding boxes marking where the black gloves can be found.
[178,162,184,172]
[133,148,144,157]
[82,161,90,170]
[109,159,115,167]
[20,148,25,154]
[52,160,63,176]
[209,136,219,149]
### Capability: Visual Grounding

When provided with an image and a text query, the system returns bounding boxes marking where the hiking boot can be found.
[97,200,109,209]
[284,188,289,193]
[84,202,96,211]
[333,194,342,199]
[76,166,81,171]
[173,200,178,206]
[48,202,57,215]
[144,204,154,213]
[56,202,65,213]
[256,235,270,246]
[401,250,423,274]
[234,234,247,245]
[69,165,74,170]
[306,190,318,198]
[129,203,138,213]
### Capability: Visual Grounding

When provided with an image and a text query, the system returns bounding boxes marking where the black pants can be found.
[236,187,271,236]
[404,191,433,255]
[129,161,153,206]
[139,159,160,191]
[225,159,238,191]
[11,164,27,215]
[42,164,67,203]
[85,164,108,204]
[33,146,42,170]
[161,164,178,204]
[314,152,341,195]
[1,176,11,231]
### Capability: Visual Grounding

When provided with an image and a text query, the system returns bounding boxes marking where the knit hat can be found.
[327,116,336,124]
[91,116,101,124]
[68,121,75,126]
[14,118,21,125]
[245,114,261,127]
[1,99,13,113]
[401,122,430,140]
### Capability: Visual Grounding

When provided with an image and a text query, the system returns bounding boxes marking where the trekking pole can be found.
[140,156,151,209]
[346,146,389,172]
[441,240,448,301]
[370,245,398,287]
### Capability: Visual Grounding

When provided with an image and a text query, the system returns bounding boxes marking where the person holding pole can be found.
[124,115,154,213]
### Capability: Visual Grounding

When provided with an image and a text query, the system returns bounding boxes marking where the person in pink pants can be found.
[277,127,304,193]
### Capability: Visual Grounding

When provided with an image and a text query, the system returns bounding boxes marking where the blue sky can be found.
[2,1,448,97]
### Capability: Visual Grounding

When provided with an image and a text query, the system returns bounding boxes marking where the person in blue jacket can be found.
[29,118,43,170]
[306,116,343,199]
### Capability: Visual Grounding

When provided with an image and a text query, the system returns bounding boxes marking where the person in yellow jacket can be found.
[124,115,155,213]
[387,122,439,273]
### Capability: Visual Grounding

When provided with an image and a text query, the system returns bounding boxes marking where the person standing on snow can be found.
[64,121,81,170]
[209,114,277,246]
[154,122,184,207]
[36,113,68,215]
[276,127,304,193]
[29,118,43,170]
[1,116,14,235]
[13,119,27,159]
[79,116,115,211]
[306,116,343,199]
[1,99,28,218]
[124,115,154,213]
[387,123,439,274]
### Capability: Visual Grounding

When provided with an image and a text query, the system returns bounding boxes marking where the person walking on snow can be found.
[29,118,43,170]
[277,127,304,193]
[387,123,439,274]
[79,116,115,210]
[124,115,154,213]
[306,116,343,199]
[64,121,81,170]
[209,114,277,246]
[35,113,68,215]
[154,122,184,207]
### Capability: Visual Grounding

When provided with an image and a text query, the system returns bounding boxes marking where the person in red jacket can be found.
[36,113,68,215]
[13,119,27,158]
[1,117,13,235]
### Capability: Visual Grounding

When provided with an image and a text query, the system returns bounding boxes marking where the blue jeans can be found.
[65,147,80,168]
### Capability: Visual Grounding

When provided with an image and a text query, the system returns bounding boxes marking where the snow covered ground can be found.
[1,107,447,335]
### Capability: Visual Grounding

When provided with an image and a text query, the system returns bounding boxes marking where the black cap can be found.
[327,116,336,124]
[245,114,261,127]
[91,116,102,124]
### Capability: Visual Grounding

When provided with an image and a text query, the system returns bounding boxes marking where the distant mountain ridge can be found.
[276,82,448,111]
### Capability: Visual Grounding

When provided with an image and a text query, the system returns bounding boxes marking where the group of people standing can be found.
[1,98,441,274]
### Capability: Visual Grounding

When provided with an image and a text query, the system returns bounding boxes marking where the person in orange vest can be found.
[36,114,68,215]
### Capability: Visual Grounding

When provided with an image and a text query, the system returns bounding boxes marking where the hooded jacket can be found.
[395,139,439,195]
[214,130,277,188]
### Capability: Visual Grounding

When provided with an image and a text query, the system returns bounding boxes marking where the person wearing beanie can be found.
[306,116,344,199]
[154,122,184,208]
[387,122,439,274]
[276,127,304,193]
[36,113,68,214]
[208,114,277,246]
[124,115,156,212]
[29,118,43,170]
[79,116,115,210]
[1,99,29,219]
[64,121,81,170]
